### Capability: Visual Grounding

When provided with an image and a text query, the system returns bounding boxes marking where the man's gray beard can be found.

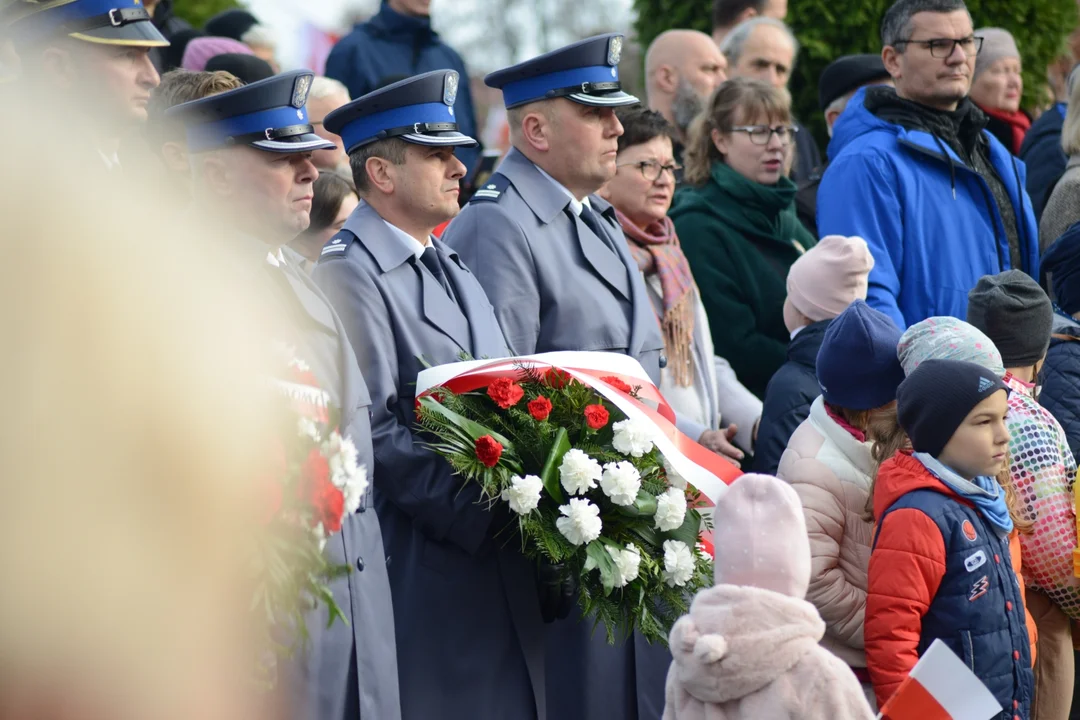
[671,79,705,135]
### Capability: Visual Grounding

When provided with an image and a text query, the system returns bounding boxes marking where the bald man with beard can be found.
[645,29,728,157]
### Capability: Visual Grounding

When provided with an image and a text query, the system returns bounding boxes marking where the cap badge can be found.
[291,74,312,109]
[443,71,459,106]
[607,36,623,66]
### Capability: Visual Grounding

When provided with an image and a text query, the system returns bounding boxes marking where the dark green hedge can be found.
[172,0,240,30]
[633,0,1077,148]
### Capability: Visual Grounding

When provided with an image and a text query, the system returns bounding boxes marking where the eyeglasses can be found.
[616,159,682,181]
[729,125,798,146]
[893,35,983,58]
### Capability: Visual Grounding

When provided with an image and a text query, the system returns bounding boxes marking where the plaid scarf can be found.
[615,209,696,386]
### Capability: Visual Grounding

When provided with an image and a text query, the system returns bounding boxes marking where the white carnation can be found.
[297,417,321,442]
[611,419,655,458]
[605,543,642,587]
[663,456,687,490]
[662,539,696,587]
[654,487,688,532]
[600,461,642,507]
[555,498,603,546]
[312,522,328,553]
[559,448,602,496]
[323,432,367,514]
[501,474,544,515]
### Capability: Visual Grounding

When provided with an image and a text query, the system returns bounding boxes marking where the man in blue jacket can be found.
[325,0,480,179]
[817,0,1038,329]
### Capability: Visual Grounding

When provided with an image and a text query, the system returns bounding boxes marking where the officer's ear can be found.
[199,153,233,196]
[38,45,77,89]
[519,108,553,153]
[364,156,396,195]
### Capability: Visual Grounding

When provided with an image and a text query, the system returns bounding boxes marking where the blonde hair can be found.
[1063,71,1080,156]
[682,77,792,186]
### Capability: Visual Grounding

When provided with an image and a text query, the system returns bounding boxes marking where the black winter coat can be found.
[1040,313,1080,459]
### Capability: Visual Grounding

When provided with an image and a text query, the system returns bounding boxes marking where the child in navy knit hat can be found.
[864,359,1036,715]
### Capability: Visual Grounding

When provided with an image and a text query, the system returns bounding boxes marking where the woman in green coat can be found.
[669,77,816,399]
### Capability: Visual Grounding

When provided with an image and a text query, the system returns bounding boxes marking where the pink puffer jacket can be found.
[776,396,875,669]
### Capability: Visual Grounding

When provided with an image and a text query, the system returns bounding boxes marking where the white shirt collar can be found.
[98,149,121,171]
[383,218,431,260]
[790,325,806,340]
[534,165,591,216]
[265,248,287,267]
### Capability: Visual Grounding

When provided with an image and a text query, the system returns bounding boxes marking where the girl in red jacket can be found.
[866,359,1035,718]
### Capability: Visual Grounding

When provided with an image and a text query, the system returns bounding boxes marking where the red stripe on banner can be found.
[418,359,743,557]
[879,677,951,720]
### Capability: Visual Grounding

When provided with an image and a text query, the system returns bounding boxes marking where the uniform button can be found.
[358,504,366,513]
[659,355,668,369]
[1006,601,1013,611]
[1013,650,1020,660]
[995,554,1001,563]
[355,556,365,572]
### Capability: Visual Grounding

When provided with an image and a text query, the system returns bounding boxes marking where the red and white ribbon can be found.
[416,351,741,523]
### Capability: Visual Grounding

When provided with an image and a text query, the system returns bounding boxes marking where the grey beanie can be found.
[966,270,1053,367]
[974,28,1020,80]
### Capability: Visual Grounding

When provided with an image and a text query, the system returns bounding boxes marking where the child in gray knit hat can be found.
[966,269,1080,715]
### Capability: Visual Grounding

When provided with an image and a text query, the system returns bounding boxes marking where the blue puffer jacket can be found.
[1040,313,1080,459]
[325,1,480,176]
[752,319,828,475]
[818,87,1039,330]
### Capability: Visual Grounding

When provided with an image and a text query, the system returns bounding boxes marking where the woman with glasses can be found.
[597,106,762,461]
[669,77,817,400]
[969,28,1029,155]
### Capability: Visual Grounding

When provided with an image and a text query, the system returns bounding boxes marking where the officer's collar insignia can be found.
[443,71,459,106]
[292,74,312,109]
[607,36,622,66]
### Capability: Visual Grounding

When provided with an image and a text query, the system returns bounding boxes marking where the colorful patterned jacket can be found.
[1003,373,1080,619]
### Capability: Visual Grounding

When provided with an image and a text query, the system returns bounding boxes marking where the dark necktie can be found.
[420,246,456,302]
[577,204,619,254]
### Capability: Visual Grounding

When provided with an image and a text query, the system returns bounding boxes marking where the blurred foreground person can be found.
[7,0,167,170]
[167,70,402,720]
[0,93,279,720]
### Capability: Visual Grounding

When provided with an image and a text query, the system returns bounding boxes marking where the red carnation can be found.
[584,404,609,430]
[475,435,503,467]
[528,395,553,421]
[487,377,525,409]
[601,376,633,394]
[301,448,345,533]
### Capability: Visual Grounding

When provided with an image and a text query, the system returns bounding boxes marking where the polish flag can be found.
[877,639,1002,720]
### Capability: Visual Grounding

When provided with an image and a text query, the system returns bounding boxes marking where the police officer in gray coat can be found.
[440,34,672,720]
[167,70,401,720]
[313,71,547,720]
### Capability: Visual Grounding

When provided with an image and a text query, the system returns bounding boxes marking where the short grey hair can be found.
[310,76,350,102]
[720,17,799,68]
[880,0,970,47]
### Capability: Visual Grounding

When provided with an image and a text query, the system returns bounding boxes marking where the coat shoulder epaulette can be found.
[318,229,357,262]
[468,172,511,203]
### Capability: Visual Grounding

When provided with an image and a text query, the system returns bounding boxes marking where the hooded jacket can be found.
[753,319,829,475]
[866,451,1036,713]
[662,586,873,720]
[777,396,875,669]
[671,162,817,399]
[325,1,480,176]
[817,87,1039,329]
[663,472,872,720]
[1040,313,1080,458]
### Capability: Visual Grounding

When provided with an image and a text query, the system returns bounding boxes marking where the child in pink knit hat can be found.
[181,36,253,72]
[663,473,873,720]
[754,235,875,475]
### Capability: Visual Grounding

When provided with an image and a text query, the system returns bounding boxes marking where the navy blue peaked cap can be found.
[7,0,167,46]
[324,70,477,155]
[485,33,638,109]
[166,70,335,154]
